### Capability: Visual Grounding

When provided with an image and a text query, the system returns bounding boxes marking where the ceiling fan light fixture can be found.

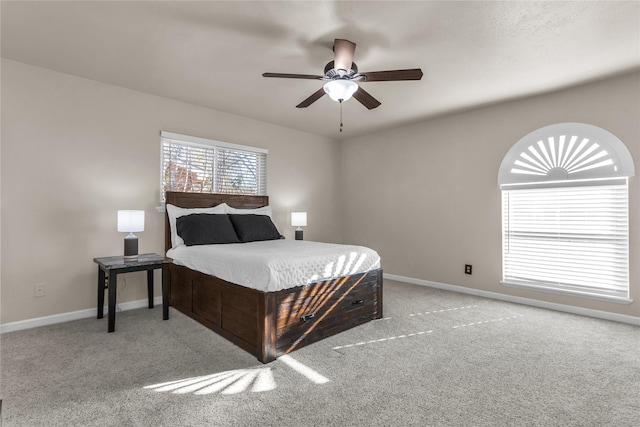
[323,79,358,103]
[263,39,421,110]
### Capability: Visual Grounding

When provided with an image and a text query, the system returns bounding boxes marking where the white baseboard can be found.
[384,273,640,326]
[0,296,164,334]
[4,276,638,333]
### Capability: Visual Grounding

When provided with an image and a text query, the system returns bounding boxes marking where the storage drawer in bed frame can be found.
[275,272,380,352]
[168,263,383,363]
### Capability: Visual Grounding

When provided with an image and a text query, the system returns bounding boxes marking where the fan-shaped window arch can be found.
[499,122,634,186]
[498,123,634,302]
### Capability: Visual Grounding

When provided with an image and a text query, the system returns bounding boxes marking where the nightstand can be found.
[93,253,171,332]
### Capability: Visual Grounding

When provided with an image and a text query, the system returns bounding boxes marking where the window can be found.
[160,131,267,202]
[498,123,634,302]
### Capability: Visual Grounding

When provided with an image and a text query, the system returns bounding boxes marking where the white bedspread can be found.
[166,240,381,292]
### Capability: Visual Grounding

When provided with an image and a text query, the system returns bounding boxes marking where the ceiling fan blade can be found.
[262,72,324,80]
[296,88,326,108]
[353,86,381,110]
[359,69,423,82]
[333,39,356,72]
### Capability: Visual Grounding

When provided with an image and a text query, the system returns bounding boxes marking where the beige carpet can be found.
[1,280,639,426]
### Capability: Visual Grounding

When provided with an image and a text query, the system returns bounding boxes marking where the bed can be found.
[164,191,383,363]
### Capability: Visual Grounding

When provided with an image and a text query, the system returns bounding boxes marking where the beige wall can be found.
[0,59,341,324]
[2,59,639,325]
[340,70,640,318]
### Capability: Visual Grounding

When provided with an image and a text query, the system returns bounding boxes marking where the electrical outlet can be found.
[465,264,472,275]
[34,284,46,298]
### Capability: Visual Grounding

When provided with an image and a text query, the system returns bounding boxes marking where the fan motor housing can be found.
[324,61,358,79]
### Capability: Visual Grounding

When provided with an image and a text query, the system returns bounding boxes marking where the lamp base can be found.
[124,233,138,261]
[295,229,303,241]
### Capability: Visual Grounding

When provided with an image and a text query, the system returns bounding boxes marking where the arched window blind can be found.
[498,123,634,302]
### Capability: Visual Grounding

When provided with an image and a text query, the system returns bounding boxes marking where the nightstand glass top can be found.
[93,253,169,270]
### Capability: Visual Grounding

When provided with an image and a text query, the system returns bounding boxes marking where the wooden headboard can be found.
[164,191,270,252]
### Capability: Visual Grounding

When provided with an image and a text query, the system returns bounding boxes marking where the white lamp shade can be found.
[291,212,307,227]
[117,210,145,233]
[323,80,358,102]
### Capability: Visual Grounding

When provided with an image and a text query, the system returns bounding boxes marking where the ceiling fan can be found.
[262,39,423,110]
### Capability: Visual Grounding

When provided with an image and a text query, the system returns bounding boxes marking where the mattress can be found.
[166,239,381,292]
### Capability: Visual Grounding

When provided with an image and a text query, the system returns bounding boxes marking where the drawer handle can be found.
[352,299,364,305]
[300,313,316,322]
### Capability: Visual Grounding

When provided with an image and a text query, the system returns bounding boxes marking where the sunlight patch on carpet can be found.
[278,354,330,384]
[408,305,478,317]
[143,367,276,395]
[333,330,433,350]
[452,315,524,328]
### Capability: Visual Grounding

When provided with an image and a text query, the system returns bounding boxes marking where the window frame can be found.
[498,123,634,304]
[159,131,267,208]
[501,179,631,303]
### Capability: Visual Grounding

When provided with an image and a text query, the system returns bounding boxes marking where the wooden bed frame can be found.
[165,191,383,363]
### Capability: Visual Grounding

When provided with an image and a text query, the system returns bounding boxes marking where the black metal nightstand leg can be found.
[147,270,154,309]
[97,268,105,319]
[108,273,117,332]
[162,264,169,320]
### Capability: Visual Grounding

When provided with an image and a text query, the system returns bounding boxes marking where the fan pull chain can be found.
[339,100,344,133]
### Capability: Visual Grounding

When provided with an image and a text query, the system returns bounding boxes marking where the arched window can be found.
[498,123,634,302]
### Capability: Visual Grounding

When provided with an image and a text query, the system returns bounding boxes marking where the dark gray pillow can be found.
[176,214,240,246]
[228,214,282,242]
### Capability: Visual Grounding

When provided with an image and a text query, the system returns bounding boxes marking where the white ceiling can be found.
[2,1,639,139]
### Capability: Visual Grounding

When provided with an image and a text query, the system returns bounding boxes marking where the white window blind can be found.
[160,132,267,201]
[502,183,629,299]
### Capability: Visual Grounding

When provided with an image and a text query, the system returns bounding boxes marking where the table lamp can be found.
[117,210,145,261]
[291,212,307,241]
